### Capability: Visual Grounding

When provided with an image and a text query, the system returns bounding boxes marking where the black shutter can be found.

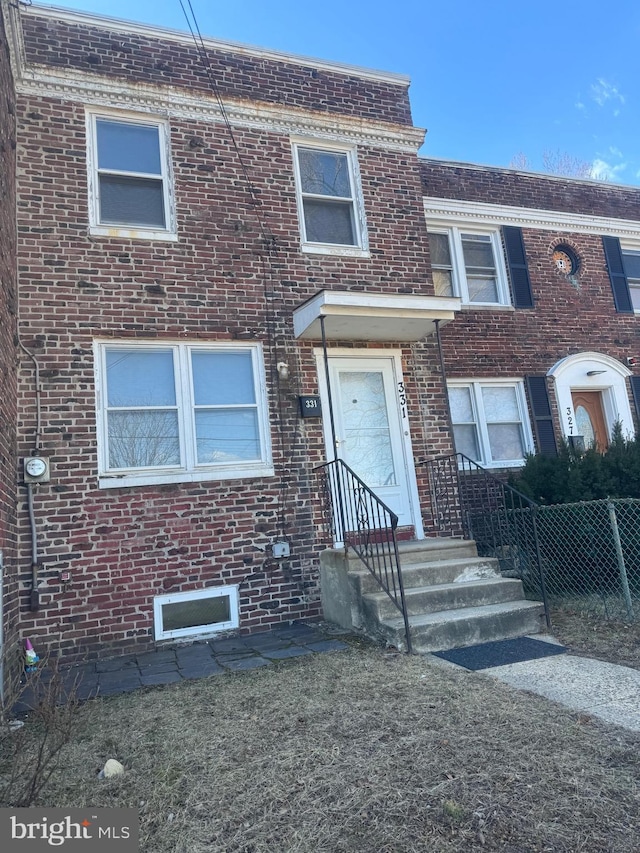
[503,226,534,308]
[630,376,640,431]
[525,376,557,455]
[603,235,633,313]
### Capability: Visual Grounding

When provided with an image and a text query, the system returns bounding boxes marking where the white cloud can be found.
[590,78,625,109]
[590,158,627,181]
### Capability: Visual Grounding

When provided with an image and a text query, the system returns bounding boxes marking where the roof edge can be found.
[27,3,411,86]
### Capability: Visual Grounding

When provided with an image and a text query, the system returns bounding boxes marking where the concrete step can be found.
[379,600,546,653]
[352,556,500,594]
[341,537,480,573]
[363,577,525,621]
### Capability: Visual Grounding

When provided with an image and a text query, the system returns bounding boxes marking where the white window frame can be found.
[94,341,273,488]
[86,109,177,241]
[154,586,239,641]
[291,138,369,257]
[620,242,640,312]
[448,379,534,468]
[427,224,511,307]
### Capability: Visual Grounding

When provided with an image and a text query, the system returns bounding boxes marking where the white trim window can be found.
[621,248,640,310]
[448,381,533,467]
[95,342,273,487]
[428,226,510,306]
[292,140,368,256]
[154,586,239,641]
[86,111,176,240]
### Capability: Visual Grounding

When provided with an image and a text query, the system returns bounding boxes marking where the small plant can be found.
[442,799,466,823]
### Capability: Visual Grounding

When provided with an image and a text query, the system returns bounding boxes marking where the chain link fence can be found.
[535,499,640,622]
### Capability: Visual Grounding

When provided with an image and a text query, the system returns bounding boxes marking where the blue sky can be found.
[38,1,640,185]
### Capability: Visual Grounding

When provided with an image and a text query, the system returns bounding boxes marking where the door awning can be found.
[292,290,461,341]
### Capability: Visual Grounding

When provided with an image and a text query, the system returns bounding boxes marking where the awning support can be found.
[320,315,338,462]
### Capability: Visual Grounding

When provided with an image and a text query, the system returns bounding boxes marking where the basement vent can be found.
[153,586,239,641]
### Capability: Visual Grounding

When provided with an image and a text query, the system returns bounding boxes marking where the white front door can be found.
[317,351,422,535]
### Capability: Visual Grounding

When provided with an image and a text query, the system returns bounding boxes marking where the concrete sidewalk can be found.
[431,634,640,733]
[483,651,640,732]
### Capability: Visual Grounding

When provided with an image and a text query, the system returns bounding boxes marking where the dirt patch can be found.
[5,646,639,852]
[550,608,640,669]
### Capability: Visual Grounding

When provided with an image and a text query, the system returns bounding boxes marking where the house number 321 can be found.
[398,382,407,419]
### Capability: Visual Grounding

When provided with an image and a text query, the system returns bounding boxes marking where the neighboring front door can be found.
[571,390,609,450]
[317,352,422,535]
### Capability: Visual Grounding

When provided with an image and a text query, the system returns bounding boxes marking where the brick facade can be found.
[0,4,18,665]
[4,5,640,664]
[4,4,452,661]
[421,158,640,450]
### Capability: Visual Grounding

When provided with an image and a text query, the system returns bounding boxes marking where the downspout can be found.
[434,319,466,538]
[26,483,40,610]
[10,7,43,608]
[434,319,455,443]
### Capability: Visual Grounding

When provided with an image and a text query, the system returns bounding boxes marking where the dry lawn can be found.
[6,637,640,853]
[550,607,640,670]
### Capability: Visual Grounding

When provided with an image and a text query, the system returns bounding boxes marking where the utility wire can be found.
[177,0,303,543]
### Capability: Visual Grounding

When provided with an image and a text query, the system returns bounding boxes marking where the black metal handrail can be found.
[315,458,412,653]
[422,453,550,627]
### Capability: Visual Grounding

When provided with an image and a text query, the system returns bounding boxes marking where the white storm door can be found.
[320,355,418,531]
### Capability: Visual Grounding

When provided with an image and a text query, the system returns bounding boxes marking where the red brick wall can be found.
[421,158,640,218]
[12,15,440,660]
[0,6,19,665]
[420,159,640,447]
[23,10,413,126]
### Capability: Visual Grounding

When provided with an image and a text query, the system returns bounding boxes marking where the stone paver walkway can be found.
[40,622,350,703]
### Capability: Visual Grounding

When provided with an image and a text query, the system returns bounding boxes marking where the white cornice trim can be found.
[423,197,640,239]
[13,66,424,151]
[26,4,411,86]
[2,0,26,82]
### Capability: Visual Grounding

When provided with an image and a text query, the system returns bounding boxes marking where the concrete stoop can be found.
[320,537,545,653]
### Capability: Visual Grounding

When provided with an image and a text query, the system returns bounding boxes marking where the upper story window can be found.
[622,249,640,310]
[448,380,533,467]
[428,227,510,306]
[95,342,273,488]
[87,112,176,240]
[292,141,368,256]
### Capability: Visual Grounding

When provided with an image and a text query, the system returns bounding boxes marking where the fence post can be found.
[607,499,635,621]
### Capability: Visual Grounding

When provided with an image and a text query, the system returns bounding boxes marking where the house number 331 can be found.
[398,382,407,419]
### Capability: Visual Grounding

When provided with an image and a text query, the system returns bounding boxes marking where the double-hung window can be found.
[292,141,367,254]
[428,226,510,305]
[448,381,532,467]
[622,249,640,310]
[87,112,175,239]
[95,343,272,487]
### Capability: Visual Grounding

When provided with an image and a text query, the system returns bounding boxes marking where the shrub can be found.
[513,424,640,505]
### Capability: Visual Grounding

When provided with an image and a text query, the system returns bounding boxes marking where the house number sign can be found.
[398,382,408,419]
[299,395,322,418]
[566,406,574,435]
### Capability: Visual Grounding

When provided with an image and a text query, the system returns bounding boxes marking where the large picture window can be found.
[293,142,367,254]
[95,343,272,487]
[87,112,175,239]
[448,381,533,467]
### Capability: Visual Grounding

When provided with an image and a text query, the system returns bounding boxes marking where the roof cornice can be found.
[423,197,640,240]
[12,64,425,151]
[26,3,411,86]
